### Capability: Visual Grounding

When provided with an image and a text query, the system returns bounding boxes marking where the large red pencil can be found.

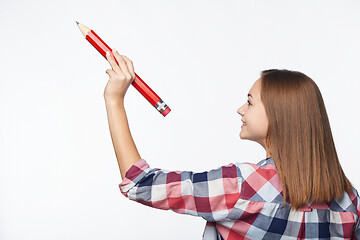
[76,21,171,117]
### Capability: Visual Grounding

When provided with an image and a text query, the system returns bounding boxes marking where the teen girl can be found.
[103,49,360,239]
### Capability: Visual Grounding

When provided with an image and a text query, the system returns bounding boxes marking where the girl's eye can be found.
[247,100,251,106]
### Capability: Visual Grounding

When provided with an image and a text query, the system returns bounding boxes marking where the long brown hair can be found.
[260,69,354,211]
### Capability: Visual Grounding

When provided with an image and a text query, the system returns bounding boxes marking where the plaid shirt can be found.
[119,157,360,239]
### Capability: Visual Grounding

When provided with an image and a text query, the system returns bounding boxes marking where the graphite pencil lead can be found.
[76,21,79,25]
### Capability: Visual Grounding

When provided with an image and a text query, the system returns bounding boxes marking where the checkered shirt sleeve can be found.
[119,159,243,222]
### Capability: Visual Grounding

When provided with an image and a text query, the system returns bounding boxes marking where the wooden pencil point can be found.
[76,22,90,37]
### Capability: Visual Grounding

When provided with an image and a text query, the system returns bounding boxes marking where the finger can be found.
[121,55,135,79]
[112,49,132,79]
[105,69,115,77]
[106,51,121,72]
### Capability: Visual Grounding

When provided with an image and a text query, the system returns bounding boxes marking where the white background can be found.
[0,0,359,239]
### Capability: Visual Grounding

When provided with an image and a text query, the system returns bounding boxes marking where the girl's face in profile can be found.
[237,78,270,153]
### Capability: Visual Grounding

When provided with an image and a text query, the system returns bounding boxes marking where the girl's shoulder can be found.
[233,157,277,178]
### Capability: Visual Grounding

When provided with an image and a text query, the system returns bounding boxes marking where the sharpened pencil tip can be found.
[76,21,79,25]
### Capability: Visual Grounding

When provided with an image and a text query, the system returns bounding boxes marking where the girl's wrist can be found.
[104,97,124,107]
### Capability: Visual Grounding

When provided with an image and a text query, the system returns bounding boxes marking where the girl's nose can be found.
[238,102,248,115]
[237,105,245,116]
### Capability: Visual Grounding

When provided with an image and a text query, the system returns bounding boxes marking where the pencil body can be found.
[77,22,171,117]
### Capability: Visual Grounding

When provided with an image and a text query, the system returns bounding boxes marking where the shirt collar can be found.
[265,157,274,164]
[258,157,274,167]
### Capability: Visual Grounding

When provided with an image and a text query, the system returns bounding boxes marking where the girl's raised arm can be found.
[103,49,141,179]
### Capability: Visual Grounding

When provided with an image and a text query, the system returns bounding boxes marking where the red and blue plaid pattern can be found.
[119,157,360,239]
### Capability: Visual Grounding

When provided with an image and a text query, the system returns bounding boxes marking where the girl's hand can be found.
[104,49,136,102]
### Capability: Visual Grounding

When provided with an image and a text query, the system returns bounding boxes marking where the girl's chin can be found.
[239,132,246,139]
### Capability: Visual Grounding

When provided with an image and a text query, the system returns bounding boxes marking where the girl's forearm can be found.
[104,99,141,179]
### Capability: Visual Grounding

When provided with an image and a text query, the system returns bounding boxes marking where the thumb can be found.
[106,69,114,77]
